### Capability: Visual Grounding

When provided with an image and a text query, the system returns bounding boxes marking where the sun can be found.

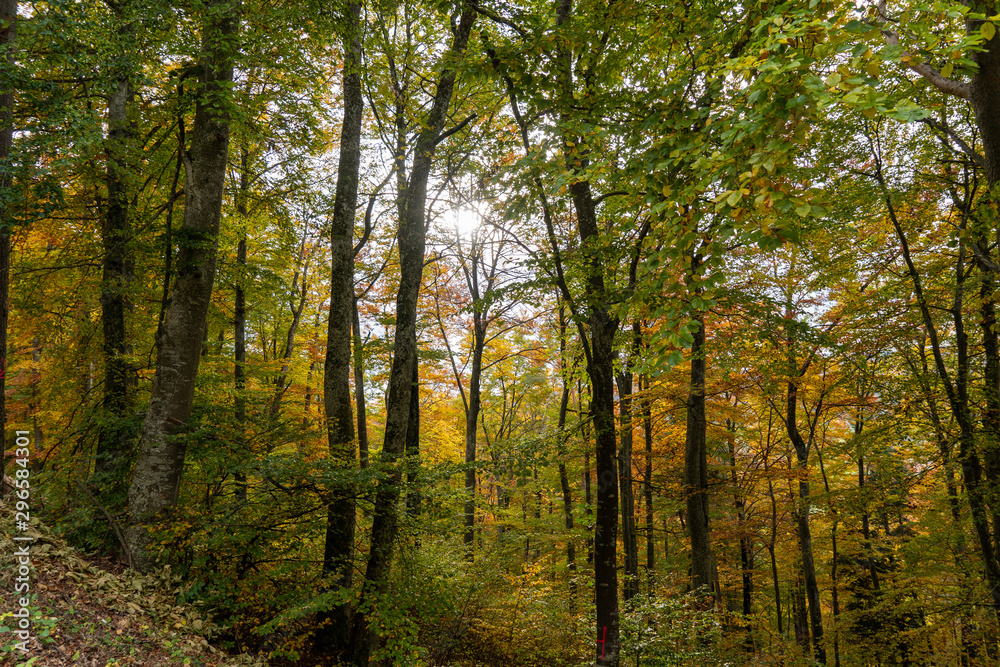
[446,205,481,237]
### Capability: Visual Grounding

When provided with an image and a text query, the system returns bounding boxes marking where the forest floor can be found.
[0,490,268,667]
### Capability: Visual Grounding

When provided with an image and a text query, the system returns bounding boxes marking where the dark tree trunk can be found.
[970,11,1000,563]
[858,454,880,592]
[0,0,13,468]
[818,441,840,667]
[406,359,421,518]
[125,0,238,571]
[685,306,712,593]
[233,148,249,503]
[727,420,753,623]
[764,427,783,636]
[557,302,576,605]
[348,6,476,663]
[877,126,1000,615]
[552,8,620,652]
[315,1,363,654]
[642,374,655,593]
[463,288,486,552]
[786,377,826,664]
[352,294,368,468]
[793,574,809,650]
[0,0,12,485]
[616,368,638,604]
[94,65,136,501]
[584,439,594,566]
[569,174,620,667]
[580,380,593,566]
[968,3,1000,194]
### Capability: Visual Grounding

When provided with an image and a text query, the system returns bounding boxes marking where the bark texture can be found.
[125,0,238,571]
[315,2,363,653]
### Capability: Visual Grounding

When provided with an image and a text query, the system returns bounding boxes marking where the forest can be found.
[0,0,999,665]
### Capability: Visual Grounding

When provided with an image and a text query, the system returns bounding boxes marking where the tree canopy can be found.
[2,0,1000,665]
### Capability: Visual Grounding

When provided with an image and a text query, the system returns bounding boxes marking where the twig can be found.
[76,480,133,569]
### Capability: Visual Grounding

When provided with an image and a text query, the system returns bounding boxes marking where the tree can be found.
[314,0,364,654]
[0,0,15,481]
[125,0,239,570]
[348,3,477,662]
[93,0,139,506]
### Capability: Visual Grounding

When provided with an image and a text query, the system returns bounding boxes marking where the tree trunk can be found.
[268,228,310,420]
[877,126,1000,614]
[464,302,485,553]
[616,368,638,604]
[352,294,368,468]
[552,16,620,659]
[125,0,238,571]
[685,306,712,593]
[314,1,363,654]
[233,148,249,503]
[642,374,655,593]
[406,359,421,518]
[765,452,783,636]
[348,6,476,663]
[569,172,620,667]
[727,419,753,624]
[94,64,136,502]
[557,303,576,605]
[785,377,826,664]
[581,381,594,567]
[0,0,14,485]
[793,574,809,651]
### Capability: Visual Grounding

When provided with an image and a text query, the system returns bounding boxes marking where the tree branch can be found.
[878,1,971,101]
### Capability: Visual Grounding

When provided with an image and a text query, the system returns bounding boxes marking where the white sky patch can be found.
[445,205,482,238]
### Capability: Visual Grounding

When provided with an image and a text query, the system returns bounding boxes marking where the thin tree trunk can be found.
[793,573,809,650]
[234,148,249,503]
[876,136,1000,613]
[125,0,238,571]
[463,300,485,552]
[315,1,363,653]
[94,62,136,501]
[727,418,753,629]
[557,302,577,606]
[406,359,421,518]
[817,425,840,667]
[352,294,368,468]
[269,229,310,420]
[642,374,654,593]
[785,376,826,664]
[617,368,638,604]
[581,381,594,567]
[348,6,476,663]
[763,409,783,636]
[0,0,12,487]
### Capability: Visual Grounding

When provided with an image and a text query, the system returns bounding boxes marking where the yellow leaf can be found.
[982,21,996,41]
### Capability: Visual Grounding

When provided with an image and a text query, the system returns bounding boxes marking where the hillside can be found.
[0,493,266,667]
